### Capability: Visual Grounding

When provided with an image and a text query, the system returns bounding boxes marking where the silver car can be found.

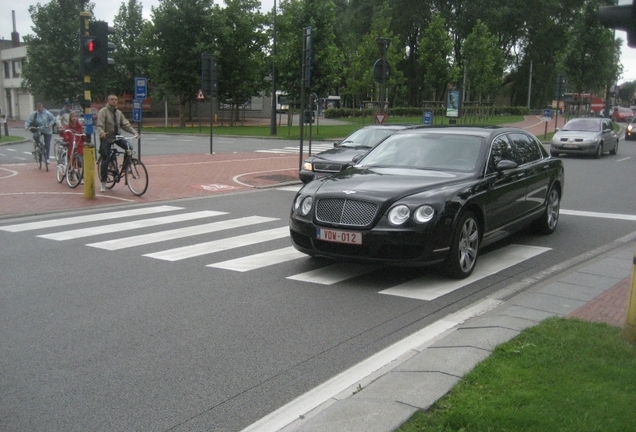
[550,117,618,158]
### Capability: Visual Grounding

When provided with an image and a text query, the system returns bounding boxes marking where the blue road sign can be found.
[543,108,552,118]
[423,110,433,125]
[135,77,147,100]
[132,100,142,123]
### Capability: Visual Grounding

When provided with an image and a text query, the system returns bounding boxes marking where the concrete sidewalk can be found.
[259,243,634,432]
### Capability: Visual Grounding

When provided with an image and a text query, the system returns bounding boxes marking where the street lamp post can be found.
[375,37,391,114]
[269,0,277,135]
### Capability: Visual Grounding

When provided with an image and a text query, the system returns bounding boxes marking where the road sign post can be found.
[543,108,552,139]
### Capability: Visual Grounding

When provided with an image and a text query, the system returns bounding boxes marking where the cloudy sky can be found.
[3,0,636,84]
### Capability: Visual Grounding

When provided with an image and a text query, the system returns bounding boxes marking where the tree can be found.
[21,0,89,104]
[418,13,458,102]
[275,0,342,105]
[560,0,622,100]
[341,0,404,108]
[107,0,151,99]
[211,0,269,124]
[147,0,217,127]
[463,20,505,103]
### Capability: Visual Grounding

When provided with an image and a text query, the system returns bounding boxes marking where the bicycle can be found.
[96,136,148,196]
[55,130,85,188]
[29,126,49,171]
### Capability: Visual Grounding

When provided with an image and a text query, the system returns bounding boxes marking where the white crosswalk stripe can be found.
[88,216,278,251]
[0,205,183,232]
[255,143,334,154]
[38,210,226,241]
[144,226,289,261]
[208,246,305,272]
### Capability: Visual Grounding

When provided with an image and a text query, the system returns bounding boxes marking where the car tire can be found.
[533,185,560,235]
[550,150,559,157]
[594,143,603,159]
[610,139,618,155]
[444,211,480,279]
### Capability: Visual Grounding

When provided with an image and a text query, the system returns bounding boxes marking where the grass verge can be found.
[397,317,636,432]
[142,115,526,140]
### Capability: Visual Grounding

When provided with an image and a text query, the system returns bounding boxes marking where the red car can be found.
[611,107,634,122]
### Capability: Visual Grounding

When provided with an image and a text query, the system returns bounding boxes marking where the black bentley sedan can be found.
[289,126,564,279]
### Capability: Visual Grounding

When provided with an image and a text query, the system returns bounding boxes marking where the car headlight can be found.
[413,205,435,223]
[302,162,314,171]
[388,205,410,225]
[629,125,633,132]
[299,196,313,216]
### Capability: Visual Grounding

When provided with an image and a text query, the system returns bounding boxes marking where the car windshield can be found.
[359,133,484,172]
[339,128,398,148]
[562,119,601,132]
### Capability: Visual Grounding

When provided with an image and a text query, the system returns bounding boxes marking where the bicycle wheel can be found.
[96,156,117,189]
[36,145,43,170]
[43,145,49,172]
[56,149,67,183]
[125,158,148,196]
[66,155,83,188]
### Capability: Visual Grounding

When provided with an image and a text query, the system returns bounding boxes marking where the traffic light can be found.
[90,21,116,74]
[599,0,636,47]
[81,35,100,74]
[201,53,218,98]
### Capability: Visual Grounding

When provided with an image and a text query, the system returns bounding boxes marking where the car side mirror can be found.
[333,142,340,147]
[352,154,364,164]
[496,159,518,171]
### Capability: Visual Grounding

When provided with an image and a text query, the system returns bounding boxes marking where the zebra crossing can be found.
[0,201,551,301]
[255,142,335,154]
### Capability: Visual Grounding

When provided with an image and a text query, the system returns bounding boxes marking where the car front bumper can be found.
[289,216,451,266]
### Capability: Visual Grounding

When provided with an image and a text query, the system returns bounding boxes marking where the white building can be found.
[1,41,33,121]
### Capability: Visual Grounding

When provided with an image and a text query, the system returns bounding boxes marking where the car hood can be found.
[553,130,601,140]
[309,147,369,164]
[311,167,473,200]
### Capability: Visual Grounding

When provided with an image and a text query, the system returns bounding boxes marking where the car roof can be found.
[389,124,528,139]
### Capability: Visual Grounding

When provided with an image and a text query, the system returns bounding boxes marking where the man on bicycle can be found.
[95,94,139,192]
[24,103,55,160]
[55,100,73,134]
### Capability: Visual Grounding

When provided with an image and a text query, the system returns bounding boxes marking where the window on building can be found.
[12,59,22,78]
[3,61,10,79]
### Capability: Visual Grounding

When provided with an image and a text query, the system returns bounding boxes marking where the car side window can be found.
[487,135,516,174]
[509,133,541,165]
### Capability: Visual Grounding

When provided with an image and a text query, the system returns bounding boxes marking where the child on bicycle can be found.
[62,112,85,156]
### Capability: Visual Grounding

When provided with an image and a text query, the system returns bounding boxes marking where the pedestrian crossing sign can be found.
[197,89,205,100]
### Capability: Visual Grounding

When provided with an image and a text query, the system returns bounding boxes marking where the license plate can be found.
[563,144,578,148]
[317,228,362,245]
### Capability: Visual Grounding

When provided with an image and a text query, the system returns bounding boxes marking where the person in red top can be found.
[62,111,85,156]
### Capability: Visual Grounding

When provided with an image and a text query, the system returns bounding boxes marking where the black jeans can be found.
[99,138,132,182]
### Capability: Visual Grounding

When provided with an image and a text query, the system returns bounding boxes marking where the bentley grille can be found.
[315,198,378,226]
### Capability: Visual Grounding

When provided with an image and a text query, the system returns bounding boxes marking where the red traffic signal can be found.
[81,35,102,74]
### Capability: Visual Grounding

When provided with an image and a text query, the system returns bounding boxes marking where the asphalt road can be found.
[1,137,636,431]
[1,117,636,430]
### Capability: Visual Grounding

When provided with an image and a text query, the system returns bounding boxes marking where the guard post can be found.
[625,245,636,343]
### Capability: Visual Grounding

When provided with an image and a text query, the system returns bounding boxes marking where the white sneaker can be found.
[100,182,106,192]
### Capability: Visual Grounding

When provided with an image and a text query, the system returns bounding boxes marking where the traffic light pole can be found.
[80,9,96,199]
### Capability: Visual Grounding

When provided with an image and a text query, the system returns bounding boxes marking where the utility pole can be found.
[79,1,95,199]
[269,0,277,135]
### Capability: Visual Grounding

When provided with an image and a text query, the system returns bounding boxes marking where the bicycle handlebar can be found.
[63,129,86,137]
[114,135,138,140]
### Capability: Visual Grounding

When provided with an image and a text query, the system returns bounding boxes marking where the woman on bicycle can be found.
[24,103,55,160]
